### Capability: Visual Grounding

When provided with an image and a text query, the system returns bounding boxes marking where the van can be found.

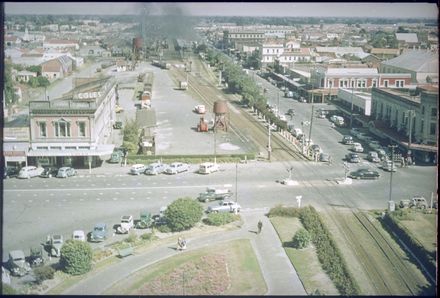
[17,166,44,179]
[199,162,219,174]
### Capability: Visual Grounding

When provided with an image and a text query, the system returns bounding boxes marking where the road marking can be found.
[80,198,84,201]
[97,198,101,201]
[33,194,37,197]
[113,198,117,200]
[50,193,54,196]
[83,193,87,196]
[99,192,104,195]
[28,199,33,203]
[115,192,120,195]
[67,193,71,196]
[3,184,234,192]
[130,197,134,200]
[162,196,167,199]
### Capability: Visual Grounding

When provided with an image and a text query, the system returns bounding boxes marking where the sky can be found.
[4,2,439,19]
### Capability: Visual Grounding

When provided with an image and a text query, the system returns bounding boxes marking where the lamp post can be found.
[388,145,397,203]
[267,122,272,161]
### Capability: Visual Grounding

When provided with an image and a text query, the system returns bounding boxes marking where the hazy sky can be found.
[4,2,438,19]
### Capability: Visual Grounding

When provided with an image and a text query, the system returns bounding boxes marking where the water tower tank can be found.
[133,37,143,49]
[213,100,228,114]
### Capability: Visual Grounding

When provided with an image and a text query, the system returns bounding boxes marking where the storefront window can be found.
[38,122,47,137]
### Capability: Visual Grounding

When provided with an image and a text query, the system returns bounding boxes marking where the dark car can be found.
[56,167,76,178]
[4,167,19,179]
[90,223,108,242]
[40,167,58,178]
[349,168,380,180]
[345,153,361,163]
[286,109,295,116]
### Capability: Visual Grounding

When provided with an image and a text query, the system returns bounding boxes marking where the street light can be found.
[388,145,398,204]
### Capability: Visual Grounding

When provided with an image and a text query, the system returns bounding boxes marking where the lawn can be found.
[104,239,266,295]
[397,211,437,253]
[270,216,338,295]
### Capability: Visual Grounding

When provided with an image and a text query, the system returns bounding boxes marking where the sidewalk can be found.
[62,210,306,295]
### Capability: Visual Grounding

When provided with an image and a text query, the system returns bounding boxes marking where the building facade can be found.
[27,77,117,169]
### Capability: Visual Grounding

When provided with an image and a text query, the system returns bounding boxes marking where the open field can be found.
[103,239,266,295]
[270,216,338,295]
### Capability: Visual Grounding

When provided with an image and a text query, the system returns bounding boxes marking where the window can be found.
[396,80,404,88]
[431,108,437,117]
[430,123,436,135]
[422,106,425,115]
[54,120,70,137]
[78,122,86,137]
[384,80,389,87]
[65,146,76,150]
[38,122,47,137]
[372,80,377,88]
[37,146,48,150]
[51,146,62,150]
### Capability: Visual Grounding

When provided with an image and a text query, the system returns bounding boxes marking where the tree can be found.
[60,240,93,275]
[4,61,18,106]
[292,228,311,249]
[26,65,42,75]
[164,197,203,232]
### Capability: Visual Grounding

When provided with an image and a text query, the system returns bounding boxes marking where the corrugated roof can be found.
[395,33,418,43]
[381,50,438,73]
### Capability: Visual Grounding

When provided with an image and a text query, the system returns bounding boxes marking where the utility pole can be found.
[267,122,272,161]
[235,163,238,202]
[388,145,398,203]
[350,87,354,129]
[308,94,315,146]
[277,91,280,118]
[214,130,217,164]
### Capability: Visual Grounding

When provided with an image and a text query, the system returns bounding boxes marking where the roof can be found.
[381,50,438,73]
[326,68,378,76]
[41,58,63,72]
[370,48,400,55]
[315,47,364,54]
[395,33,418,43]
[46,39,78,44]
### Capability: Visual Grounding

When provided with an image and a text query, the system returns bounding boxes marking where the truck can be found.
[117,215,134,234]
[207,200,241,213]
[198,188,232,202]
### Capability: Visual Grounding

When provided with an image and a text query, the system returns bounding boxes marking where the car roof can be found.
[121,215,133,220]
[9,250,25,258]
[95,223,106,228]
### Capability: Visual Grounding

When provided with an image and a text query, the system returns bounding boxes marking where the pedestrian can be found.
[257,220,263,234]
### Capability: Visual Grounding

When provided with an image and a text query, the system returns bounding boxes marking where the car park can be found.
[351,142,364,153]
[349,168,380,180]
[40,167,58,178]
[342,135,354,145]
[72,230,86,241]
[367,151,381,163]
[198,162,219,174]
[90,223,109,242]
[164,162,189,174]
[17,166,44,179]
[346,152,361,163]
[56,167,76,178]
[4,166,19,179]
[144,162,166,175]
[130,164,147,175]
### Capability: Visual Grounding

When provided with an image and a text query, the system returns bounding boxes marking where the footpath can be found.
[62,209,306,295]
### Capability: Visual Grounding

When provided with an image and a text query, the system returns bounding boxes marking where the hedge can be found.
[203,212,240,226]
[381,213,436,279]
[127,153,256,165]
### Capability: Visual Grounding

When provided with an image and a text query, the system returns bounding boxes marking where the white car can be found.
[292,128,303,137]
[130,164,147,175]
[165,162,189,174]
[351,142,364,153]
[72,230,86,241]
[199,162,219,174]
[17,166,44,179]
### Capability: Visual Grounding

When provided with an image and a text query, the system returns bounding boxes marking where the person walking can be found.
[257,220,263,234]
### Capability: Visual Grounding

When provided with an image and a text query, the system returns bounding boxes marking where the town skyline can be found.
[4,2,439,19]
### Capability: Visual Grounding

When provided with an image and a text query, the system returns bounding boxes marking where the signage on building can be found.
[77,92,102,99]
[3,151,26,157]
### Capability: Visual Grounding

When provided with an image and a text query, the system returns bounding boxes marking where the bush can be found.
[203,212,239,226]
[60,240,93,275]
[292,228,311,249]
[268,205,301,218]
[164,197,204,232]
[33,265,55,284]
[156,224,172,233]
[125,231,137,243]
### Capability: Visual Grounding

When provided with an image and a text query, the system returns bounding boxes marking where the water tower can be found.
[213,100,228,132]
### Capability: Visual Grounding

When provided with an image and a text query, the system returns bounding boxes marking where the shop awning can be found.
[27,144,115,157]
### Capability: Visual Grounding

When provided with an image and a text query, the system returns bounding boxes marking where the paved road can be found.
[62,208,307,295]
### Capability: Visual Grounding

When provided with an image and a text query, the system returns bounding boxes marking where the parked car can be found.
[292,128,303,137]
[310,144,322,153]
[367,151,381,163]
[40,167,58,178]
[4,166,19,179]
[164,162,189,174]
[72,230,86,241]
[346,153,361,163]
[356,132,369,141]
[399,196,428,209]
[115,105,124,113]
[46,234,64,257]
[351,142,364,153]
[381,159,397,172]
[342,135,354,145]
[144,162,166,175]
[116,215,134,234]
[90,223,108,242]
[198,162,219,174]
[130,164,147,175]
[349,168,380,180]
[207,200,241,213]
[7,250,31,277]
[194,104,206,114]
[319,153,331,162]
[109,149,124,163]
[17,166,44,179]
[29,246,45,267]
[56,167,76,178]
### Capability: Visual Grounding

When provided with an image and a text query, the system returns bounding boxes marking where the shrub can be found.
[268,205,301,218]
[33,265,55,284]
[125,231,137,243]
[292,228,311,249]
[164,197,204,232]
[156,224,172,233]
[390,209,415,221]
[60,240,93,275]
[140,232,154,241]
[203,212,239,226]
